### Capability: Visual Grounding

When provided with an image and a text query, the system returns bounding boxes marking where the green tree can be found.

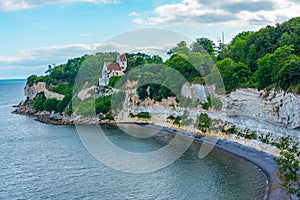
[257,45,294,90]
[216,58,239,93]
[228,31,253,63]
[166,54,201,82]
[246,44,258,71]
[278,57,300,90]
[57,94,72,112]
[135,56,146,66]
[191,38,216,57]
[256,54,273,90]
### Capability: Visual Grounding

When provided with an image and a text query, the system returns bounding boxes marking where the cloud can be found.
[129,12,139,16]
[222,1,275,13]
[0,42,129,67]
[132,0,300,27]
[132,18,145,24]
[0,40,178,68]
[0,0,119,11]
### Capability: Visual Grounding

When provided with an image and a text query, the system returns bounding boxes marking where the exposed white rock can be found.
[77,86,97,100]
[225,88,300,133]
[121,85,300,142]
[25,82,64,101]
[181,83,207,103]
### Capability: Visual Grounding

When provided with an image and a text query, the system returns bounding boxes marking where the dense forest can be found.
[27,17,300,115]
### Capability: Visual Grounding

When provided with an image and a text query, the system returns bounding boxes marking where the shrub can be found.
[95,95,112,114]
[201,95,222,111]
[173,116,182,126]
[33,92,46,111]
[44,98,59,112]
[259,132,273,144]
[136,112,151,119]
[167,115,176,121]
[244,130,257,140]
[51,84,72,95]
[202,95,211,110]
[226,125,238,135]
[128,113,136,118]
[196,113,210,132]
[211,97,223,110]
[274,136,300,198]
[57,94,72,112]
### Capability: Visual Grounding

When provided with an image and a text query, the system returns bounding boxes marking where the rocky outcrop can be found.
[25,82,64,101]
[12,103,38,116]
[225,88,300,132]
[19,80,300,139]
[181,83,207,103]
[77,86,97,100]
[35,114,116,125]
[123,85,300,140]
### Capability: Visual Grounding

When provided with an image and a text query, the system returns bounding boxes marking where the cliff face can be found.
[133,84,300,138]
[181,83,207,103]
[23,81,300,138]
[226,88,300,130]
[25,82,64,101]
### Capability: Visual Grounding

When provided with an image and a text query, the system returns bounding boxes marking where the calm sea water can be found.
[0,80,267,200]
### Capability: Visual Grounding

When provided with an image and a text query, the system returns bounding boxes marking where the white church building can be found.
[99,54,127,87]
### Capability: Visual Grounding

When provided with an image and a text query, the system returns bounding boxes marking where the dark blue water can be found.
[0,80,267,199]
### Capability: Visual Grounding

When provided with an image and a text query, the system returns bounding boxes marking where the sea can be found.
[0,79,267,199]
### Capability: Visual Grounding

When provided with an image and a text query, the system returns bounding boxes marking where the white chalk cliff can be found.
[25,82,64,101]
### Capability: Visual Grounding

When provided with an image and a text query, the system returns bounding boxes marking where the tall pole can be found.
[222,32,225,44]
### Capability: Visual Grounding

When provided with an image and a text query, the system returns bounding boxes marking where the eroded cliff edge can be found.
[15,82,300,140]
[181,84,300,137]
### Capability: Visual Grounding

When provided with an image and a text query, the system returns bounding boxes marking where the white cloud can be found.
[129,12,139,16]
[132,18,145,24]
[0,42,129,67]
[0,41,182,68]
[132,0,300,28]
[0,0,119,11]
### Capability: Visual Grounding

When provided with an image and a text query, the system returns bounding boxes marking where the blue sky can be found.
[1,0,300,79]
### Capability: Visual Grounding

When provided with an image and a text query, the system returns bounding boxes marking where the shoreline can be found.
[12,106,288,199]
[137,122,287,200]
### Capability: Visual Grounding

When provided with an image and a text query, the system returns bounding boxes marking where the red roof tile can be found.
[105,62,122,71]
[119,54,127,62]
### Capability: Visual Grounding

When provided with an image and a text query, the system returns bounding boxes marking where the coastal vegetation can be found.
[129,112,152,119]
[274,137,300,198]
[222,125,300,198]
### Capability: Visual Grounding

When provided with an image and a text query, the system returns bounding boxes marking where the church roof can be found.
[105,62,122,72]
[119,54,127,62]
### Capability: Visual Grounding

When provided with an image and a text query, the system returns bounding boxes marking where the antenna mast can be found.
[222,32,225,44]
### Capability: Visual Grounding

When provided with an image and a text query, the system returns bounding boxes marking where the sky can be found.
[0,0,300,79]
